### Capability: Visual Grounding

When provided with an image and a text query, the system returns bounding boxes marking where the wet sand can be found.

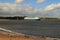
[1,33,60,40]
[0,34,38,40]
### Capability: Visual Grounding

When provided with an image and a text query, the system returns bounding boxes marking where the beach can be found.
[0,33,38,40]
[0,33,60,40]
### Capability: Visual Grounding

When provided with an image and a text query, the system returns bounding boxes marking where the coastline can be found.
[0,27,38,40]
[0,33,60,40]
[0,34,38,40]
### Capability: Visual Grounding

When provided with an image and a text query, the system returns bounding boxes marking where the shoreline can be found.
[0,27,60,40]
[0,33,38,40]
[1,33,40,40]
[0,33,60,40]
[0,27,39,40]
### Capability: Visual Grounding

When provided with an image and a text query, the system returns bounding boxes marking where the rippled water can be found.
[0,20,60,38]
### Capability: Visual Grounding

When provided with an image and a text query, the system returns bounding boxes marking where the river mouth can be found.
[0,20,60,38]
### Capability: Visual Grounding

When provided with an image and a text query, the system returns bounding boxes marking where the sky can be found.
[0,0,60,18]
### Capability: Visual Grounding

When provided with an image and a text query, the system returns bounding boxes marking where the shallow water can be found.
[0,20,60,38]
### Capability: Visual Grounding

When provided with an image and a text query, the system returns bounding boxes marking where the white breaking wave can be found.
[0,26,37,38]
[0,26,25,36]
[0,27,12,33]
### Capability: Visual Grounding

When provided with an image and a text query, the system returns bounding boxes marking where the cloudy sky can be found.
[0,0,60,18]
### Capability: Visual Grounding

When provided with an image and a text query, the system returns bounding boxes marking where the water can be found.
[0,20,60,38]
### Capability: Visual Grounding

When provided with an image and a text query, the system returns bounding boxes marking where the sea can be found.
[0,20,60,38]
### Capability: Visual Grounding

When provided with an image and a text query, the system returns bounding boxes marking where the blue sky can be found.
[0,0,14,3]
[0,0,60,17]
[0,0,60,8]
[0,0,60,7]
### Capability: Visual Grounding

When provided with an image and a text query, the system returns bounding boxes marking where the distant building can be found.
[24,17,40,20]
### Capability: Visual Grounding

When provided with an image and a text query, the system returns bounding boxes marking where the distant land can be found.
[0,16,60,21]
[0,16,26,20]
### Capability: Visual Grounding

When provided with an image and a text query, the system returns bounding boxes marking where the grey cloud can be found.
[0,3,60,18]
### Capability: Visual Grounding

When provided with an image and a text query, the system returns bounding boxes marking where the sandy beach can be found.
[0,33,38,40]
[1,33,60,40]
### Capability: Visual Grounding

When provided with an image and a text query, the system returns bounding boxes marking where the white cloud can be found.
[44,3,60,11]
[0,3,44,17]
[24,4,34,14]
[36,0,45,3]
[40,3,60,18]
[0,3,41,16]
[1,2,60,18]
[15,0,26,3]
[0,3,16,12]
